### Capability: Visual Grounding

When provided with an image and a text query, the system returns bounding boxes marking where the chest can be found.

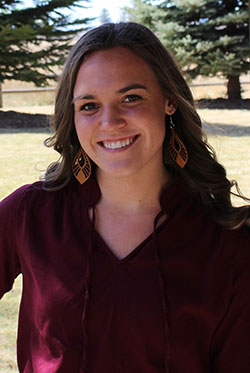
[85,234,227,373]
[18,216,231,372]
[94,208,166,260]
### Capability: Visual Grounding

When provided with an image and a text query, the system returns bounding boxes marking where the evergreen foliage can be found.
[0,0,92,87]
[125,0,249,99]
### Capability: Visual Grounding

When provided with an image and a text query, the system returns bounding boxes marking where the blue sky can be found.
[85,0,132,24]
[23,0,132,26]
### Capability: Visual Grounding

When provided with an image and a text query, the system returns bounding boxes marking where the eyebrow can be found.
[118,83,147,94]
[72,83,147,103]
[72,94,94,103]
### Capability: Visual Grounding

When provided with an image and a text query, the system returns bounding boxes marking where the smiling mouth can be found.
[100,136,138,150]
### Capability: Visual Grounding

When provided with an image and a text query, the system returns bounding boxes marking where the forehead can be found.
[74,46,159,89]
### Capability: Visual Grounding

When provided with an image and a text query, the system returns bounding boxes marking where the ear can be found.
[164,97,177,115]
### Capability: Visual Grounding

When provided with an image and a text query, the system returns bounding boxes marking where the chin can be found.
[97,163,142,179]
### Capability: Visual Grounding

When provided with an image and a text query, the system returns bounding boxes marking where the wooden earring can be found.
[72,148,91,184]
[169,116,188,168]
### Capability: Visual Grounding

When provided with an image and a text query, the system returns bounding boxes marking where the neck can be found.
[96,163,172,215]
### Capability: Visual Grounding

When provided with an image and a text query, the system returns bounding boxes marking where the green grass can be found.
[199,109,250,201]
[0,128,57,200]
[0,109,249,370]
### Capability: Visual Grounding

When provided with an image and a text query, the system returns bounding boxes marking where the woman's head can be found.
[72,45,176,179]
[47,22,201,183]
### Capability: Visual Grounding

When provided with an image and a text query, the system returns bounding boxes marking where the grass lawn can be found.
[0,128,57,200]
[0,108,249,371]
[199,109,250,201]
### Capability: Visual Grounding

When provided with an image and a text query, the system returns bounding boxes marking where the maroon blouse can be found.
[0,177,250,373]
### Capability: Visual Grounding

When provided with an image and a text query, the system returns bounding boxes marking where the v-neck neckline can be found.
[91,214,169,264]
[79,175,193,263]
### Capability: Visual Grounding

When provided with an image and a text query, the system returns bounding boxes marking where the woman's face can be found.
[73,46,175,179]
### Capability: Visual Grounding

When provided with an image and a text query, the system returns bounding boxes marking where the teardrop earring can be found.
[72,148,92,184]
[169,116,188,168]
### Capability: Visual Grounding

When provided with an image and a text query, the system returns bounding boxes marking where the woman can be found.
[0,22,250,373]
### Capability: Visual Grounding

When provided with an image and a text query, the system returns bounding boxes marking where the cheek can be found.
[74,112,88,131]
[151,116,166,148]
[146,110,166,136]
[74,114,94,144]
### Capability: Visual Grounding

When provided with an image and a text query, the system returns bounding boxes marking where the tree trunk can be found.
[0,83,3,108]
[227,75,241,100]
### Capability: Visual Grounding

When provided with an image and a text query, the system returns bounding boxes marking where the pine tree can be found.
[0,0,92,107]
[99,8,112,24]
[126,0,249,100]
[124,0,156,27]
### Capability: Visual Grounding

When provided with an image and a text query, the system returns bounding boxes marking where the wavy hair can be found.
[44,22,250,229]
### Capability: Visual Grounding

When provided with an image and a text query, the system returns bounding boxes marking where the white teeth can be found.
[102,137,135,149]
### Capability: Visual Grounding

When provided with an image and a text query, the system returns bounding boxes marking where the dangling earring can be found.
[72,148,91,184]
[169,116,188,168]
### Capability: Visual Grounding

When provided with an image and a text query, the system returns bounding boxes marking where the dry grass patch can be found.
[198,109,250,201]
[0,129,57,200]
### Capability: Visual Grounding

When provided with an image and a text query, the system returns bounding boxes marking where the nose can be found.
[99,104,126,130]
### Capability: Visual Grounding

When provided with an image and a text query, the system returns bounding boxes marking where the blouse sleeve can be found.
[0,187,26,299]
[211,229,250,372]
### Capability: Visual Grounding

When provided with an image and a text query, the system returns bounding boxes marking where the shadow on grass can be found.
[0,127,52,135]
[202,122,250,137]
[197,98,250,110]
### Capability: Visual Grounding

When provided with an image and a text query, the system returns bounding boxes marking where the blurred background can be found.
[0,0,249,371]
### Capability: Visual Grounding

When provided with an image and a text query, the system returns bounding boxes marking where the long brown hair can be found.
[44,22,250,229]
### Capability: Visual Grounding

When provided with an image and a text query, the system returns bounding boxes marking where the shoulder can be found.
[0,182,42,215]
[160,178,250,252]
[221,225,250,260]
[0,176,101,216]
[1,181,64,212]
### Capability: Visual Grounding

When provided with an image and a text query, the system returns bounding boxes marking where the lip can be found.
[98,135,139,151]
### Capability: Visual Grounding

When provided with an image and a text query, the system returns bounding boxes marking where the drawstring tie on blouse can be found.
[81,207,96,372]
[81,206,171,373]
[152,211,171,373]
